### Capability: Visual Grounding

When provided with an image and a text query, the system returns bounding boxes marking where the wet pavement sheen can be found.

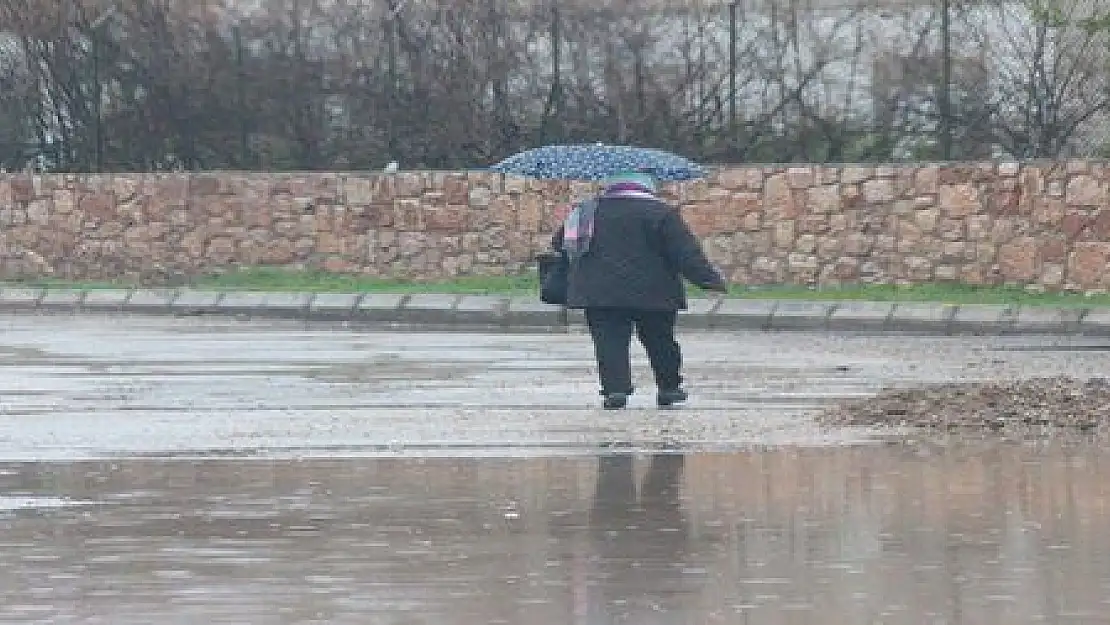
[3,315,1110,458]
[4,315,1110,623]
[3,447,1110,624]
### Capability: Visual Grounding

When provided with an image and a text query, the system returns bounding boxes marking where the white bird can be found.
[383,161,399,173]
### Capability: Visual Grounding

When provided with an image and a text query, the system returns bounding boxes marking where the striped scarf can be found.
[561,198,598,260]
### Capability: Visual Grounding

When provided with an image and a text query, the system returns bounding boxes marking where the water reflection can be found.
[1,444,1110,623]
[578,454,694,624]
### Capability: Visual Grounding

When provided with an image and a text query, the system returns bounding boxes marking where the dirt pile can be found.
[820,376,1110,434]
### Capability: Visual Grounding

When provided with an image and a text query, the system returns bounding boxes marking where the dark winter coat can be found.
[551,196,724,311]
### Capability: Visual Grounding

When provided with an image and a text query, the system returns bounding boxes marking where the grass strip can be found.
[6,267,1109,308]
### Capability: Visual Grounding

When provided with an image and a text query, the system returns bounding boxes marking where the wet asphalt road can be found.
[2,315,1110,459]
[2,315,1110,623]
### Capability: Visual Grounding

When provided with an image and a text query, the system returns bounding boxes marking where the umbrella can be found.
[488,143,706,182]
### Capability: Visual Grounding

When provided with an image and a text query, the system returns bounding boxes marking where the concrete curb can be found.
[1,286,1107,335]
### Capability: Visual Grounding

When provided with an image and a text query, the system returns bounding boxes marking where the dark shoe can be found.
[657,388,688,407]
[603,393,629,410]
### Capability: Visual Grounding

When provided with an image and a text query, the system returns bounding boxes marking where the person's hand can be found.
[707,265,729,293]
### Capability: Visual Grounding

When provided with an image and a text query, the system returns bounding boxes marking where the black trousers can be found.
[584,308,683,396]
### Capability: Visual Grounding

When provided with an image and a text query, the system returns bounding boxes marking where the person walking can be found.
[551,171,727,410]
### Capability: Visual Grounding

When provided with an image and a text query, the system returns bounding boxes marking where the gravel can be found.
[819,376,1110,434]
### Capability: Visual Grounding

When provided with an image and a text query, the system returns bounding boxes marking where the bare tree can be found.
[969,0,1110,158]
[5,0,1110,172]
[864,1,995,162]
[0,30,36,170]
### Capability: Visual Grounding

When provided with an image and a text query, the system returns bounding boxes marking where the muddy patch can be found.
[820,376,1110,434]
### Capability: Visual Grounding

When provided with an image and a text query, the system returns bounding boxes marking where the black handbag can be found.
[536,251,569,305]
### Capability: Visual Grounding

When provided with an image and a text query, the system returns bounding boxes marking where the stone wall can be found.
[0,162,1108,290]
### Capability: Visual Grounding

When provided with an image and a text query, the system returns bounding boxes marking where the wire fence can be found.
[1,0,1109,173]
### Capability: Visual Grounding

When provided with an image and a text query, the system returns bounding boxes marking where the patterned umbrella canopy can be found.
[489,143,706,182]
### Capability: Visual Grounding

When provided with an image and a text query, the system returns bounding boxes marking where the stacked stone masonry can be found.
[1,162,1109,290]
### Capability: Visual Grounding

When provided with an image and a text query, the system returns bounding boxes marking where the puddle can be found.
[0,496,100,511]
[2,443,1109,623]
